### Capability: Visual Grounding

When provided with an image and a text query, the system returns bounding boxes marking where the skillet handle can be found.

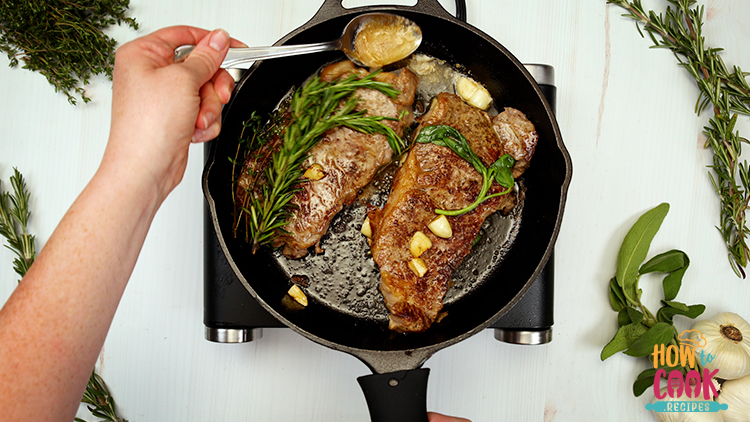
[310,0,464,24]
[358,368,430,422]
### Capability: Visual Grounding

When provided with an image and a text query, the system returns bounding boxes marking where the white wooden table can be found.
[2,1,750,420]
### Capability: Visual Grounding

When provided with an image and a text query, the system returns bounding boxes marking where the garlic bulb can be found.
[690,313,750,380]
[717,375,750,422]
[651,388,724,422]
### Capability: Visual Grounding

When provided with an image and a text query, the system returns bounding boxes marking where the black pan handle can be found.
[358,369,430,422]
[309,0,466,27]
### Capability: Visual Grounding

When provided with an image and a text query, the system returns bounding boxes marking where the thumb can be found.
[181,29,230,87]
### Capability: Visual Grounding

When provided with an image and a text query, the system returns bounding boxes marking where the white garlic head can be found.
[717,375,750,422]
[690,312,750,380]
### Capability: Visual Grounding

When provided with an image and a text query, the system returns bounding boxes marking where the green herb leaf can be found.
[616,203,670,301]
[414,125,515,216]
[609,277,627,312]
[602,322,650,361]
[639,249,690,301]
[489,154,516,188]
[624,322,674,358]
[657,302,706,324]
[633,368,659,397]
[617,308,631,327]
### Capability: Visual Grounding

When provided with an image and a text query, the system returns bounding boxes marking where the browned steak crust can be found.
[369,93,537,332]
[236,60,418,259]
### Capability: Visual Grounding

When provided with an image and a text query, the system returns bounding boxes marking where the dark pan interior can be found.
[204,9,569,353]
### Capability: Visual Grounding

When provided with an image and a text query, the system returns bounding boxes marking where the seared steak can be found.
[368,93,537,332]
[268,61,418,258]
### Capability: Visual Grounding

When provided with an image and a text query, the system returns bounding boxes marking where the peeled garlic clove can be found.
[361,216,372,238]
[303,163,326,180]
[456,76,492,110]
[690,312,750,380]
[717,374,750,422]
[427,215,452,239]
[409,231,432,257]
[408,257,428,277]
[287,284,308,307]
[650,388,724,422]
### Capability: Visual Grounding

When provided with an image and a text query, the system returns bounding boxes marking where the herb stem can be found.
[609,0,750,277]
[235,71,405,251]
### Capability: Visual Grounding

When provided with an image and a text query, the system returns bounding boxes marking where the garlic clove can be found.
[690,312,750,380]
[303,163,326,180]
[455,76,492,110]
[287,284,308,307]
[408,257,428,277]
[427,215,453,239]
[717,374,750,422]
[409,231,432,257]
[361,216,372,238]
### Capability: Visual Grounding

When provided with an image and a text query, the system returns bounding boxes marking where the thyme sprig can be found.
[238,71,404,252]
[608,0,750,277]
[0,169,126,422]
[0,0,138,104]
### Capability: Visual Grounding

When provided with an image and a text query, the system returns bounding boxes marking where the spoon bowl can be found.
[174,13,422,69]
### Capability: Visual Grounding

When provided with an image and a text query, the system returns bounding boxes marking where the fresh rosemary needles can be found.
[234,71,404,252]
[609,0,750,277]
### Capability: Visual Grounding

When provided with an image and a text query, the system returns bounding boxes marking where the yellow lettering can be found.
[680,344,696,369]
[666,345,679,367]
[653,344,665,368]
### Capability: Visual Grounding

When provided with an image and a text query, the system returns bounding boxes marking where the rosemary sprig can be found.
[609,0,750,277]
[0,169,126,422]
[76,372,127,422]
[0,0,138,104]
[239,71,405,252]
[0,168,35,279]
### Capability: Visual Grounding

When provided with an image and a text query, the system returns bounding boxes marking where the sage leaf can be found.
[639,249,690,301]
[609,277,627,311]
[657,303,706,324]
[616,203,670,301]
[601,322,649,361]
[618,308,631,327]
[633,368,658,397]
[663,301,689,312]
[623,322,674,358]
[640,249,686,274]
[626,307,644,324]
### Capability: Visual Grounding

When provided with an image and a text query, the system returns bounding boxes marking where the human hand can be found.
[428,411,472,422]
[105,26,243,201]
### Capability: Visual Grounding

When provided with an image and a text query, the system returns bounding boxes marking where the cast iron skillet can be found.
[203,1,572,420]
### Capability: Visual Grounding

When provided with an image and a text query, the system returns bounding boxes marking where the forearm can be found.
[0,155,162,421]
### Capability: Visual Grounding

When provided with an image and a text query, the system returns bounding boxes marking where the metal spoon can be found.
[174,13,422,69]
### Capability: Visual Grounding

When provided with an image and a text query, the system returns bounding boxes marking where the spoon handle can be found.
[174,41,339,69]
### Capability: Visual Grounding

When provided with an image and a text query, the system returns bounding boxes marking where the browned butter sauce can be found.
[351,14,422,68]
